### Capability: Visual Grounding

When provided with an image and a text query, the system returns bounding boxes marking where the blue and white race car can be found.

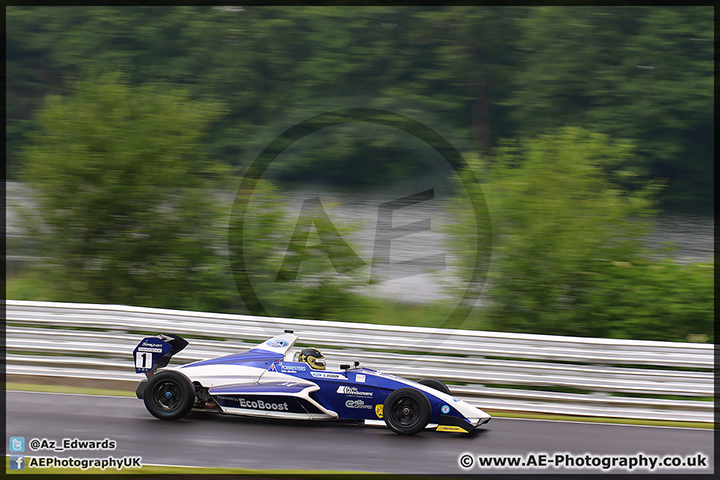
[133,331,491,435]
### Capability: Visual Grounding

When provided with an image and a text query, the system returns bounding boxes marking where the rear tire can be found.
[143,370,195,421]
[417,378,451,395]
[383,388,431,435]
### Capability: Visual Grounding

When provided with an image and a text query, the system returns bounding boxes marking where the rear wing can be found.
[133,333,188,376]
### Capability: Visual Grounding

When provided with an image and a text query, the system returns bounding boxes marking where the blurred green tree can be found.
[506,6,713,208]
[20,72,235,310]
[7,6,713,208]
[585,259,714,342]
[447,127,668,338]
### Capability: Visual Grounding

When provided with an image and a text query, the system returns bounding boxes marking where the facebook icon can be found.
[10,455,25,470]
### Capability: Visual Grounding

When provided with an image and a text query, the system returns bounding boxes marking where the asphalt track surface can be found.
[6,391,714,474]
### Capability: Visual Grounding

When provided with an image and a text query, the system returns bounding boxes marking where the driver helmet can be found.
[298,348,326,370]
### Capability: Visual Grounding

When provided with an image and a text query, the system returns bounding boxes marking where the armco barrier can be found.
[5,300,714,422]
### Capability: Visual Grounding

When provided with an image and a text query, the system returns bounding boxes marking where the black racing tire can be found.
[417,378,452,395]
[383,387,431,435]
[143,370,195,421]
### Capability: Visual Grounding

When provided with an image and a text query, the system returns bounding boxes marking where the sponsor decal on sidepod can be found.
[336,386,373,397]
[345,399,372,409]
[237,398,289,411]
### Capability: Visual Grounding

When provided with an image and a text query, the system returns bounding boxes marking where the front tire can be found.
[417,378,451,395]
[143,370,195,421]
[383,388,431,435]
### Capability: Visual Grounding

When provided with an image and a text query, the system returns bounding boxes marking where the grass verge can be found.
[486,410,713,429]
[5,457,366,475]
[6,382,135,397]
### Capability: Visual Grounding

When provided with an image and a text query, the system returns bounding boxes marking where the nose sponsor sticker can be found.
[441,404,450,414]
[375,404,384,418]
